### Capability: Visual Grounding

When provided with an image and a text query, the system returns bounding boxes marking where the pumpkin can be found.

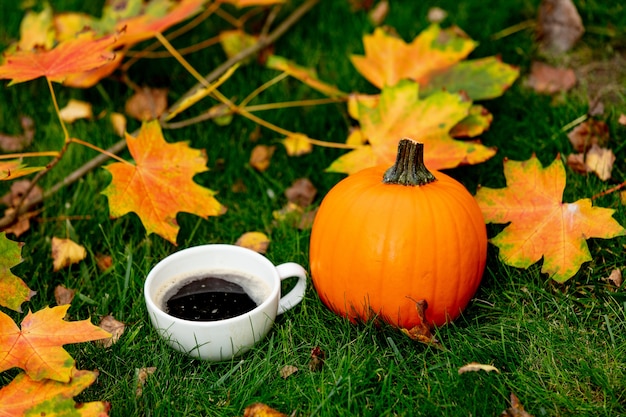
[309,138,487,329]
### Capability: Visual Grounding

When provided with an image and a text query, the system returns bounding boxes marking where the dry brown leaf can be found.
[125,87,168,121]
[279,365,298,379]
[400,299,442,348]
[54,285,76,306]
[537,0,584,53]
[368,0,389,25]
[95,254,113,271]
[98,315,126,348]
[243,403,289,417]
[500,392,534,417]
[567,119,609,152]
[618,114,626,125]
[285,178,317,207]
[527,61,576,94]
[235,231,270,254]
[585,144,615,181]
[51,237,87,271]
[59,99,93,123]
[249,145,275,172]
[135,366,156,397]
[458,362,500,374]
[0,180,43,236]
[0,115,35,152]
[309,346,325,371]
[565,153,588,174]
[604,268,623,287]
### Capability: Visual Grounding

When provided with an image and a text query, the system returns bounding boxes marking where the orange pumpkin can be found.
[309,138,487,329]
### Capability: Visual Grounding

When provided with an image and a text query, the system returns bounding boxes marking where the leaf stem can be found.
[69,137,132,165]
[0,151,60,160]
[47,78,70,142]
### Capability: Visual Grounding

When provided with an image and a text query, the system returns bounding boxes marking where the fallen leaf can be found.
[475,155,626,282]
[102,121,226,244]
[281,133,313,156]
[95,253,113,271]
[585,144,615,181]
[0,31,116,84]
[125,87,168,121]
[235,231,270,254]
[110,112,127,136]
[350,25,476,89]
[309,346,326,371]
[59,99,93,123]
[135,367,157,397]
[51,237,87,271]
[54,285,75,306]
[0,233,33,312]
[567,119,609,152]
[500,392,534,417]
[618,114,626,125]
[400,299,442,348]
[368,0,389,26]
[449,104,493,138]
[328,80,496,174]
[249,145,276,172]
[458,362,500,374]
[604,268,622,287]
[526,61,576,94]
[0,180,43,237]
[285,178,317,207]
[566,152,588,174]
[537,0,584,53]
[98,315,125,348]
[0,115,35,152]
[427,7,448,23]
[243,403,289,417]
[279,365,298,379]
[0,369,110,417]
[0,305,111,382]
[17,3,55,50]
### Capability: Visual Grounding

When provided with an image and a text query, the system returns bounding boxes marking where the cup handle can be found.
[275,262,307,315]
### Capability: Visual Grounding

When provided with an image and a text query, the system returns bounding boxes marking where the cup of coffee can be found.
[144,244,307,361]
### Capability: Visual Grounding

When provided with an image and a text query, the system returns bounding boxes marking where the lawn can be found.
[0,0,625,416]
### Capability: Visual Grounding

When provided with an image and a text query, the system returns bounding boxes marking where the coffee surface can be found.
[165,275,258,321]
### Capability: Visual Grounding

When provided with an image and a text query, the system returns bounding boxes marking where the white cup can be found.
[144,244,307,361]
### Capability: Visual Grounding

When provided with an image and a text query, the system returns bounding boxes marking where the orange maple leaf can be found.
[0,233,34,312]
[0,305,111,382]
[0,368,110,416]
[101,121,226,245]
[0,32,115,85]
[475,155,626,282]
[327,80,496,174]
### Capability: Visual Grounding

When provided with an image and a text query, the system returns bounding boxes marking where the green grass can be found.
[1,0,626,416]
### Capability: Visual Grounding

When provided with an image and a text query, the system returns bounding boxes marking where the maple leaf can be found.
[0,160,45,180]
[475,155,625,282]
[0,305,111,382]
[350,25,519,100]
[350,25,477,89]
[102,121,226,245]
[327,80,496,174]
[0,368,110,417]
[0,32,116,85]
[0,233,34,312]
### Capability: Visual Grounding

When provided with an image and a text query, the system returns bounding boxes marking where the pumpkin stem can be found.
[383,138,436,186]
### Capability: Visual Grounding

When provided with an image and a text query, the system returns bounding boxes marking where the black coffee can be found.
[165,275,258,321]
